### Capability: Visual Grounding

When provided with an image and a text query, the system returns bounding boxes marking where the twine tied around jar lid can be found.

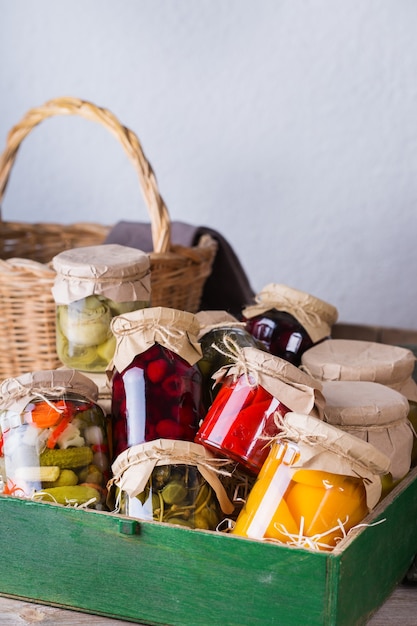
[52,244,151,305]
[0,369,99,416]
[273,412,391,510]
[109,306,202,373]
[195,310,245,339]
[211,338,326,419]
[108,439,235,515]
[242,283,339,343]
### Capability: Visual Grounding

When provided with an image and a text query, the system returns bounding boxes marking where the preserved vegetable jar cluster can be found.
[52,244,151,373]
[242,284,338,366]
[110,307,204,460]
[0,369,110,509]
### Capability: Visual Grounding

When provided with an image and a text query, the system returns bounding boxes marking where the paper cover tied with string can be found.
[109,439,235,530]
[242,283,339,344]
[231,413,391,552]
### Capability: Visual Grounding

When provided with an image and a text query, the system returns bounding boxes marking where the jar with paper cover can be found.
[110,307,204,460]
[0,369,110,509]
[195,346,325,474]
[196,310,265,411]
[109,439,235,529]
[321,380,414,498]
[232,412,390,551]
[52,244,151,372]
[242,284,338,366]
[301,338,417,464]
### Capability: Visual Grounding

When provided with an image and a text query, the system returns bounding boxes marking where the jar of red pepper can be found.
[0,369,110,509]
[109,307,204,460]
[195,346,325,474]
[242,284,338,366]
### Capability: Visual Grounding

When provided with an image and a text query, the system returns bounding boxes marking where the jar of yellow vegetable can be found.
[52,244,151,372]
[231,412,390,551]
[0,369,110,509]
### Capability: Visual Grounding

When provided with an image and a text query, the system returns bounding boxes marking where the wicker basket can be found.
[0,97,217,378]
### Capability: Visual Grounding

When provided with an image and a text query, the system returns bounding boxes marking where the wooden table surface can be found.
[0,583,415,625]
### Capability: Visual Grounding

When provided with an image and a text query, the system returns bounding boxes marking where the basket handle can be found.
[0,96,171,254]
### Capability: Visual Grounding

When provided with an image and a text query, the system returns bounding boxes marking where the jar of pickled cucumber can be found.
[110,307,204,460]
[109,439,235,529]
[0,369,110,509]
[195,346,326,474]
[301,338,417,465]
[196,310,265,411]
[242,284,338,366]
[232,413,390,551]
[52,244,151,373]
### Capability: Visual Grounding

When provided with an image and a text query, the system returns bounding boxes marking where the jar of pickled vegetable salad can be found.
[232,413,390,551]
[0,369,110,509]
[52,244,151,373]
[110,307,204,460]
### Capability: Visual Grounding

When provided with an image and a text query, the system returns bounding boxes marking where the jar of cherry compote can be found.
[242,284,338,366]
[195,346,325,475]
[231,413,390,551]
[0,369,110,509]
[52,244,151,373]
[109,307,204,460]
[109,439,234,529]
[196,310,265,411]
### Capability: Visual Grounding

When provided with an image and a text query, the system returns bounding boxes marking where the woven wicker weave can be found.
[0,97,217,378]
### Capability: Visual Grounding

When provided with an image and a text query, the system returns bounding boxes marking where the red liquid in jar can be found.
[244,309,314,366]
[195,375,290,474]
[111,344,203,459]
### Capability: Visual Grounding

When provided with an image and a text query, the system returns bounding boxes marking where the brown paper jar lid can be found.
[52,244,151,304]
[110,306,202,371]
[195,310,244,338]
[301,339,417,398]
[0,368,99,412]
[242,283,338,343]
[322,380,413,480]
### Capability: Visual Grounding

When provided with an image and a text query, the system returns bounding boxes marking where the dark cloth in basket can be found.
[105,221,255,317]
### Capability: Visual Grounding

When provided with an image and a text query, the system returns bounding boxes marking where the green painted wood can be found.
[334,469,417,626]
[0,469,416,626]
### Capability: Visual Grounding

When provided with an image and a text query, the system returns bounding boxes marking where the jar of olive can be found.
[52,244,151,372]
[109,439,235,530]
[0,369,110,509]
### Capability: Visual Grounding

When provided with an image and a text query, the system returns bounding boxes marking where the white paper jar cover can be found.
[322,380,413,481]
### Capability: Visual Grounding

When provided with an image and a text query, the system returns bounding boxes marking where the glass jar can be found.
[109,439,235,529]
[322,380,414,495]
[52,244,151,372]
[301,338,417,465]
[110,307,204,460]
[242,284,338,366]
[195,346,325,474]
[232,413,390,551]
[196,310,265,411]
[0,369,110,509]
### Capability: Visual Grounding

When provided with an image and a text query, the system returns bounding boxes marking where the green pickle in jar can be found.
[0,369,110,509]
[52,244,151,372]
[110,440,235,529]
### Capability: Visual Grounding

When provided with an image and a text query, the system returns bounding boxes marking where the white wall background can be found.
[1,0,417,329]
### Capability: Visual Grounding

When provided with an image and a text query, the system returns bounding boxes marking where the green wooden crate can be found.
[0,466,416,626]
